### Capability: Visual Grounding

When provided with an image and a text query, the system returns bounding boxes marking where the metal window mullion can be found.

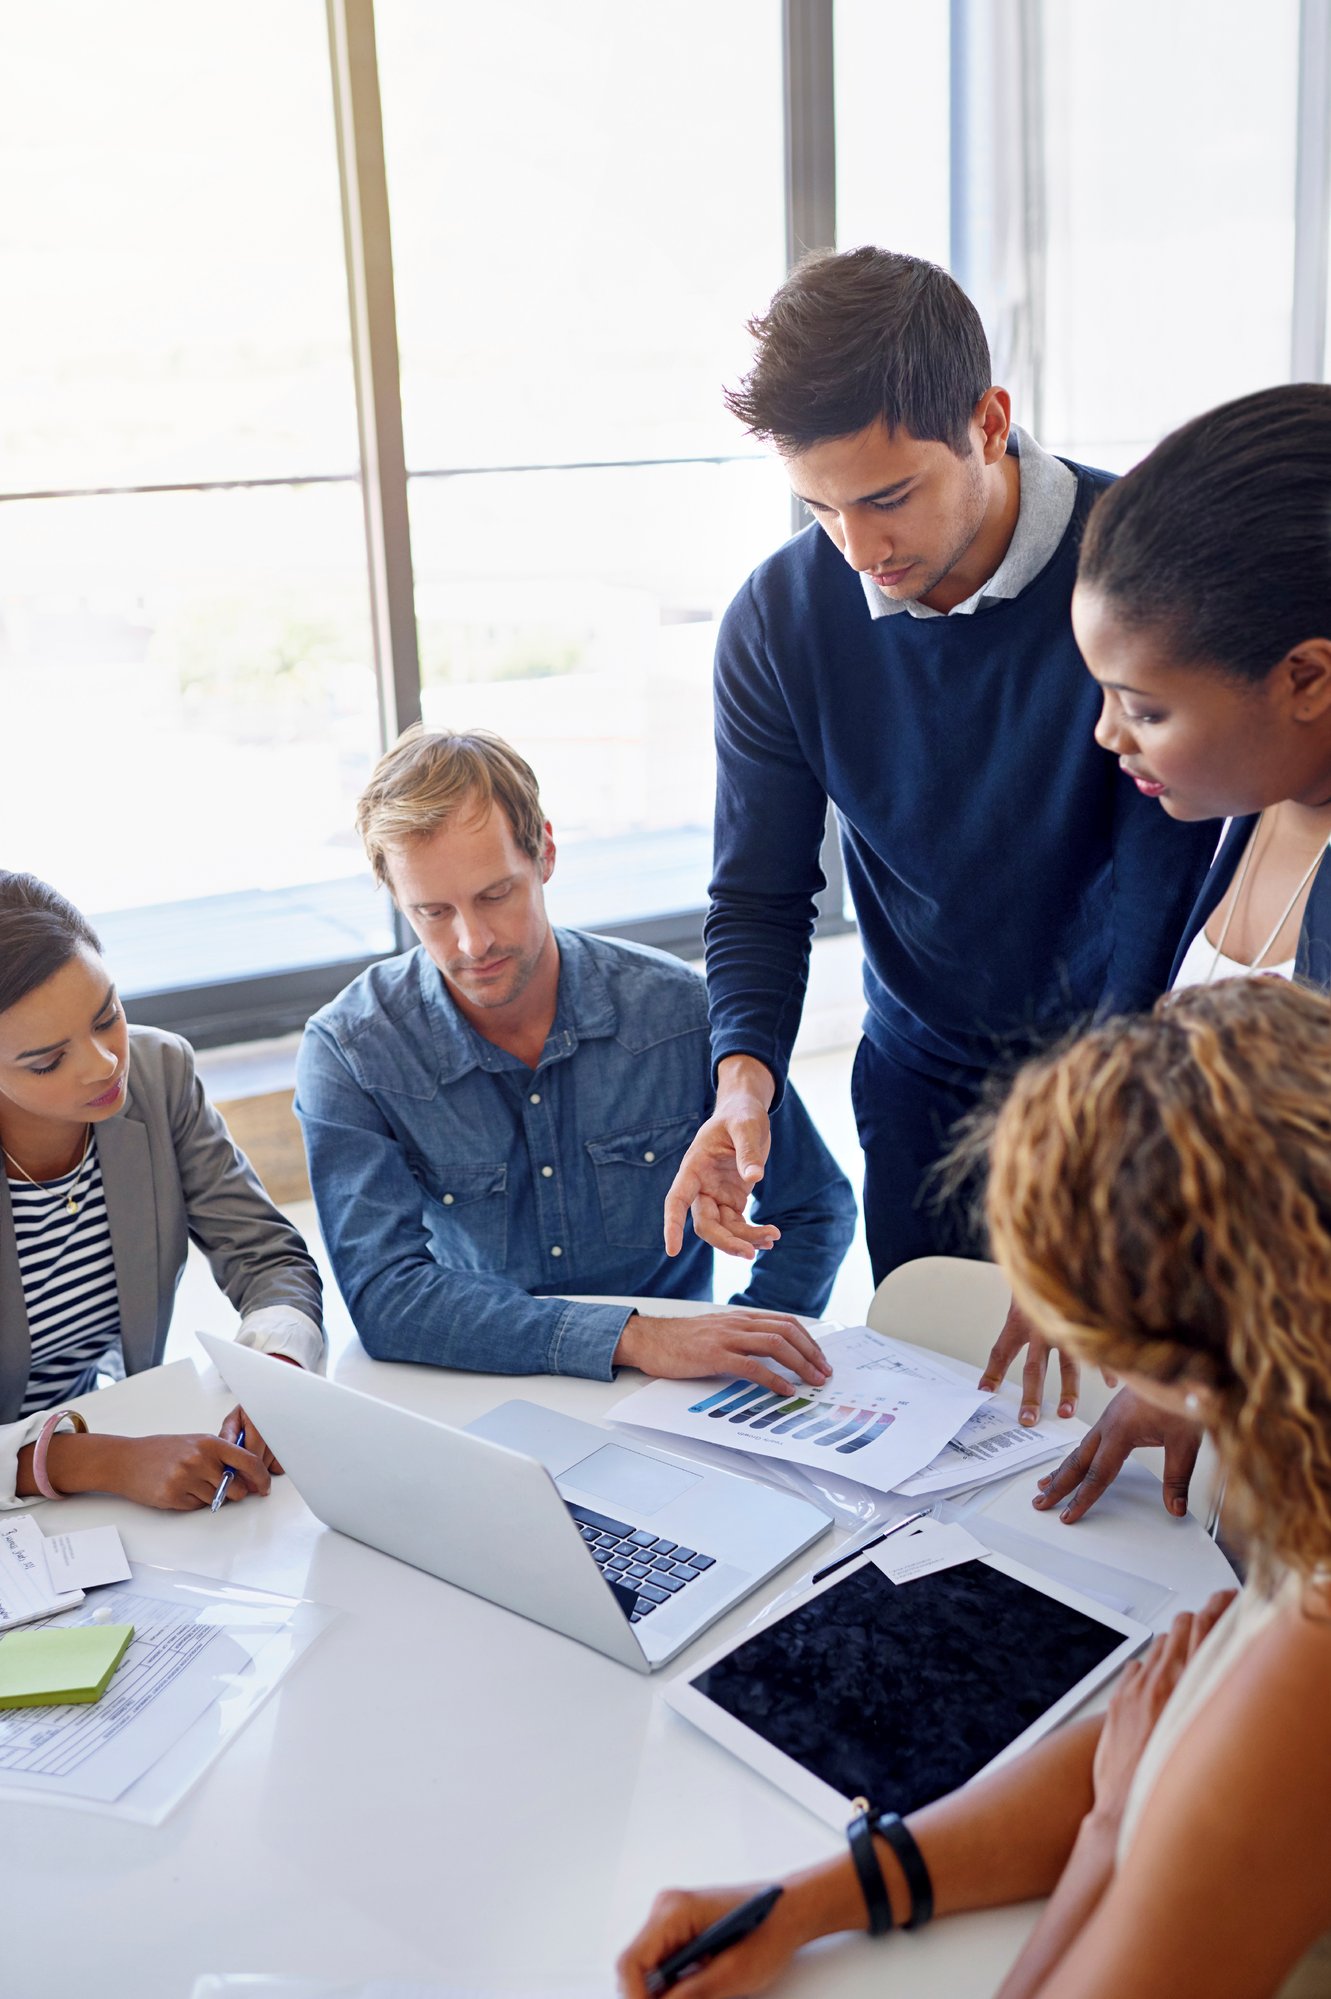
[783,0,844,930]
[948,0,1047,429]
[326,0,420,956]
[782,0,835,554]
[326,0,420,751]
[1292,0,1331,381]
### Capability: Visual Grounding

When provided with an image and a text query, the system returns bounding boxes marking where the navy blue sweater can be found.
[707,464,1219,1092]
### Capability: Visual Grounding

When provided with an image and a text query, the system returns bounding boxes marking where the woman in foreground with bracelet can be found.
[0,871,325,1510]
[618,976,1331,1998]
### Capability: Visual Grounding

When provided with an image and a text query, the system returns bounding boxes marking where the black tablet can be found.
[664,1545,1148,1829]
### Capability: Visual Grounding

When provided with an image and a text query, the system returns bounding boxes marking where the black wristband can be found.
[846,1806,894,1937]
[872,1811,934,1930]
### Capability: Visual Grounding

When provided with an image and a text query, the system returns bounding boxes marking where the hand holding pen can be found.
[210,1424,247,1512]
[620,1884,784,1997]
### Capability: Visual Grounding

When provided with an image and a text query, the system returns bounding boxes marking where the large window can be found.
[1040,0,1301,469]
[375,0,789,935]
[2,1,1328,1041]
[0,2,391,1009]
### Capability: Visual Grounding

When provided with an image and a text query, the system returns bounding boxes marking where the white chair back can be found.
[864,1256,1222,1529]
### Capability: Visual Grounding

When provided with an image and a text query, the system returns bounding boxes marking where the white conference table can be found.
[7,1295,1237,1999]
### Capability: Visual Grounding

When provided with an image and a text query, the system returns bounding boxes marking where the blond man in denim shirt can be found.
[296,727,854,1386]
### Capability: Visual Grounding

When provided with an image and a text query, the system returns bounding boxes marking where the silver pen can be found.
[209,1424,245,1513]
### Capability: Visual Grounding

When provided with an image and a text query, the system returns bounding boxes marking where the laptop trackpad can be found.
[559,1443,701,1516]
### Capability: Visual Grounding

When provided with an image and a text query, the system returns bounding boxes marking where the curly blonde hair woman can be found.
[618,977,1331,1999]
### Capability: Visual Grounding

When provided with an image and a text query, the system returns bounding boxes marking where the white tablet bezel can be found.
[662,1545,1151,1831]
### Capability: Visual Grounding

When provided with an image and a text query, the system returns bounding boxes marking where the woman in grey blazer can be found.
[0,872,325,1510]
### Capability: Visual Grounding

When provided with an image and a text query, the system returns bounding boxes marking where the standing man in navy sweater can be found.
[664,248,1216,1419]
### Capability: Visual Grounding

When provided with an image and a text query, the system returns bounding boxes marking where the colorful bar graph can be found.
[749,1396,810,1430]
[837,1410,897,1453]
[818,1406,877,1448]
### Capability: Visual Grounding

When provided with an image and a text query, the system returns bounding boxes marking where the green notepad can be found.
[0,1624,134,1706]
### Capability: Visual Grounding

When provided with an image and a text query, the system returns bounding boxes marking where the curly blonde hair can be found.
[984,977,1331,1582]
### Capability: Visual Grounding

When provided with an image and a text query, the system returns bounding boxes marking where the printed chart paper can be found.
[611,1326,985,1495]
[896,1400,1088,1498]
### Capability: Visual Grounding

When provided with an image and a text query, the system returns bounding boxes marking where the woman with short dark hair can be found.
[0,871,323,1509]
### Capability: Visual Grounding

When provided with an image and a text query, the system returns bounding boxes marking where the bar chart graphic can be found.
[612,1325,988,1495]
[688,1381,898,1454]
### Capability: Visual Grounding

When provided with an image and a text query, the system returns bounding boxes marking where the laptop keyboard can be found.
[565,1503,717,1624]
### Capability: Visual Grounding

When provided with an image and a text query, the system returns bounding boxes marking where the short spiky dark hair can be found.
[724,246,993,455]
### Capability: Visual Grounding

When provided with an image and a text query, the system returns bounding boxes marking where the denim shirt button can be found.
[550,1244,563,1257]
[529,1092,541,1104]
[643,1150,656,1162]
[541,1165,554,1177]
[442,1193,455,1205]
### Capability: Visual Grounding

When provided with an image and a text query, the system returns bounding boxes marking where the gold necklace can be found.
[2,1125,94,1215]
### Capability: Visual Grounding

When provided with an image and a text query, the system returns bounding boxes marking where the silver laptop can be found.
[199,1334,830,1673]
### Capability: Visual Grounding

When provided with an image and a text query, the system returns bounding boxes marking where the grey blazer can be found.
[0,1025,322,1424]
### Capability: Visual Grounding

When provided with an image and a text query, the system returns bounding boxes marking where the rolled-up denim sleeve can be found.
[294,1024,632,1378]
[728,1081,856,1318]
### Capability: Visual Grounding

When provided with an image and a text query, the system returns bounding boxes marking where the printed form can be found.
[0,1565,332,1817]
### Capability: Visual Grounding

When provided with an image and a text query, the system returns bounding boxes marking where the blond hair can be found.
[983,978,1331,1583]
[355,724,545,887]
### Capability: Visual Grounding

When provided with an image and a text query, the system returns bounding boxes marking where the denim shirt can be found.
[295,929,856,1380]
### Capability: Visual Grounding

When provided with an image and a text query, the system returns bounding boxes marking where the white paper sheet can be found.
[0,1513,83,1628]
[0,1563,334,1820]
[41,1523,131,1592]
[895,1398,1087,1498]
[871,1518,988,1584]
[610,1325,985,1495]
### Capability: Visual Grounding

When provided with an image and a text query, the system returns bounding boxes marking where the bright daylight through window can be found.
[1,0,1327,1040]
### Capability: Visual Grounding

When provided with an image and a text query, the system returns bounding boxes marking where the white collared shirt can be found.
[860,425,1078,622]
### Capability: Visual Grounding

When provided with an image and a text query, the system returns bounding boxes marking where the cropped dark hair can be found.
[723,246,993,455]
[0,873,102,1016]
[1079,384,1331,683]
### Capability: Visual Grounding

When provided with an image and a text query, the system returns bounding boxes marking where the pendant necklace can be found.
[2,1124,94,1215]
[1207,812,1330,983]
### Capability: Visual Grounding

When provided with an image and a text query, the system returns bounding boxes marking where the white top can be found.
[1172,924,1295,990]
[860,426,1078,621]
[1118,1576,1331,1997]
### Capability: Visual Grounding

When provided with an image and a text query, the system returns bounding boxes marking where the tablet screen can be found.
[688,1557,1124,1815]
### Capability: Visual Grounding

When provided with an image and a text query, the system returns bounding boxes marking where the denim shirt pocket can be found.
[426,1161,508,1272]
[585,1116,697,1250]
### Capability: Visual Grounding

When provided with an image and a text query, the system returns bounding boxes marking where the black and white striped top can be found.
[9,1139,122,1415]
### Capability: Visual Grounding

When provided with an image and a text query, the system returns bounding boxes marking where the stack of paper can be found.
[0,1514,131,1632]
[611,1326,1085,1504]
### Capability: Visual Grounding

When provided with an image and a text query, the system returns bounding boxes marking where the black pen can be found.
[810,1506,932,1587]
[645,1884,783,1996]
